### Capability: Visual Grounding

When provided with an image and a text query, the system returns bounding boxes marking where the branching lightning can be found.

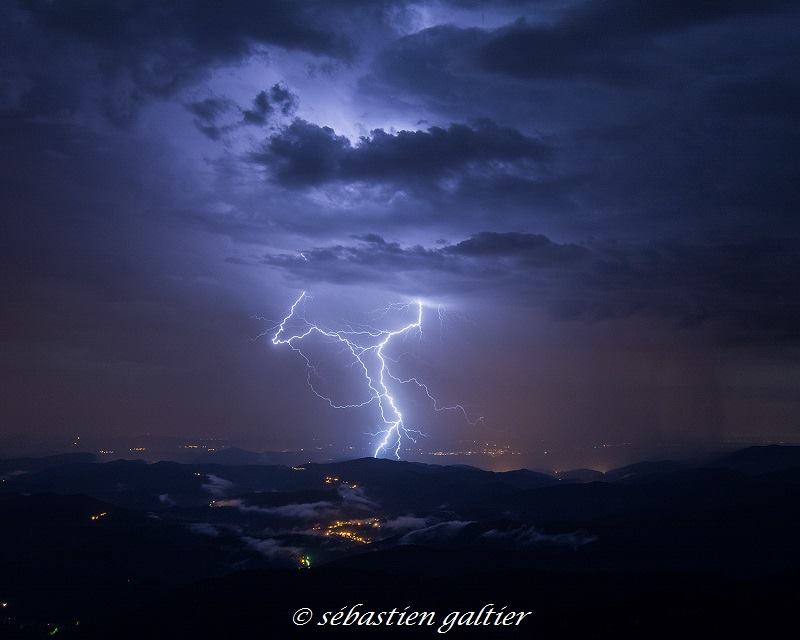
[269,291,477,458]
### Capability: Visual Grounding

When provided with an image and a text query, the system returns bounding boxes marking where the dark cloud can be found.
[479,0,794,83]
[186,96,235,140]
[261,233,800,342]
[254,118,551,188]
[187,97,232,122]
[5,0,368,124]
[23,0,354,79]
[243,84,298,125]
[361,24,490,109]
[260,232,591,286]
[707,71,800,119]
[187,84,298,139]
[358,3,800,240]
[3,0,800,457]
[448,232,586,264]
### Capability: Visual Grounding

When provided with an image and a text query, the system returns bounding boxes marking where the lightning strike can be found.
[270,291,477,458]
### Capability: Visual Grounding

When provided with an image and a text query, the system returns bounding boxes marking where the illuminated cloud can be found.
[2,0,799,459]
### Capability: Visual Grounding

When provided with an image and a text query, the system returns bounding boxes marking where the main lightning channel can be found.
[270,291,475,458]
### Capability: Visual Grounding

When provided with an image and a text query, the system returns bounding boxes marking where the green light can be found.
[49,626,60,636]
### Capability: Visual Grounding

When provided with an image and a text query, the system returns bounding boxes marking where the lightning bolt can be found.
[270,291,478,458]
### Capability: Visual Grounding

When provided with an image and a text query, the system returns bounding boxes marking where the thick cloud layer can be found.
[255,118,551,188]
[2,0,799,460]
[262,233,800,341]
[479,0,794,82]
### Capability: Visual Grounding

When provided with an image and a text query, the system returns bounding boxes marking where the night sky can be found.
[2,1,799,466]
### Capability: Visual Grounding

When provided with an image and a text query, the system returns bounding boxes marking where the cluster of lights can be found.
[428,441,519,457]
[313,518,381,545]
[298,554,312,569]
[327,529,369,544]
[323,475,360,489]
[89,512,108,522]
[181,440,226,451]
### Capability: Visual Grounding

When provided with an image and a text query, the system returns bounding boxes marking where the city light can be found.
[316,518,382,545]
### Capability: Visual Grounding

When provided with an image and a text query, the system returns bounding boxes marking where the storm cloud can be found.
[2,0,799,463]
[478,0,794,83]
[254,118,552,188]
[261,232,800,341]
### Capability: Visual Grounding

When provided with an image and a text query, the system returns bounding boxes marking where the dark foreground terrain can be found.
[1,446,799,638]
